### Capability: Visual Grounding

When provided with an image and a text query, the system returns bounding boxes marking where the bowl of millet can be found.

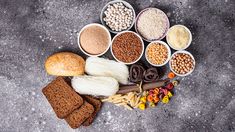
[100,0,136,34]
[145,41,171,67]
[169,50,195,76]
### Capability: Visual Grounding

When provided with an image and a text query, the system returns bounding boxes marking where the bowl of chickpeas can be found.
[145,41,171,67]
[169,50,195,76]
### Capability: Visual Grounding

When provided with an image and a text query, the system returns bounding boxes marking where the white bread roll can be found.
[45,52,85,76]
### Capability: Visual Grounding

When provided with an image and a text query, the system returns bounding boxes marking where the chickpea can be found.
[171,53,194,75]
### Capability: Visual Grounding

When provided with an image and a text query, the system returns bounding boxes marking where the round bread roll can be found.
[45,52,85,76]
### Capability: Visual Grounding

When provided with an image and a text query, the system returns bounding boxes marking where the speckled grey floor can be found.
[0,0,234,132]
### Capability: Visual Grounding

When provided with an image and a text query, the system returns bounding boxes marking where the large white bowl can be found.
[100,0,136,34]
[169,50,195,77]
[145,41,171,67]
[77,23,111,57]
[111,31,144,65]
[166,25,192,50]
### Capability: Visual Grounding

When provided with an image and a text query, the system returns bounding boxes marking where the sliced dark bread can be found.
[42,77,83,119]
[82,95,102,126]
[65,101,94,129]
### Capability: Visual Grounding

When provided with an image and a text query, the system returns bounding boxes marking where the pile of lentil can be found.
[170,53,194,74]
[146,43,168,65]
[112,32,143,63]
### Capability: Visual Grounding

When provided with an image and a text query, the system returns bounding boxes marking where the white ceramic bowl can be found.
[169,50,195,77]
[145,41,171,67]
[135,8,170,42]
[77,23,111,57]
[166,25,192,50]
[111,31,144,65]
[100,0,136,34]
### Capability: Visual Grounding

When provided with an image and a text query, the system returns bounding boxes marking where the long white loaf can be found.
[85,57,129,84]
[71,76,119,96]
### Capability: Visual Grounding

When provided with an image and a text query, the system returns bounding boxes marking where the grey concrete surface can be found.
[0,0,234,132]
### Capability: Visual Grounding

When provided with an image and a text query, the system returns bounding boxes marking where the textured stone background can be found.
[0,0,234,132]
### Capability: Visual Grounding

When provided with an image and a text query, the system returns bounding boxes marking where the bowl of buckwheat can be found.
[145,41,171,67]
[169,50,195,76]
[100,0,136,34]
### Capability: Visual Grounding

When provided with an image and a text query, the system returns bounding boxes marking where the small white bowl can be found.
[77,23,111,57]
[100,0,136,34]
[111,31,144,65]
[145,41,171,67]
[166,25,192,50]
[135,8,170,42]
[169,50,195,77]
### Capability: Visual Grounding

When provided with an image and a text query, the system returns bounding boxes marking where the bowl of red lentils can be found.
[169,50,195,76]
[145,41,171,67]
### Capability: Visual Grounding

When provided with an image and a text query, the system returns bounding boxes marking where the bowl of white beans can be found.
[100,0,136,34]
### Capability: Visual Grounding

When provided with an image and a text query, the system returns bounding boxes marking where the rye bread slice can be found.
[65,101,94,129]
[82,95,102,126]
[42,77,83,119]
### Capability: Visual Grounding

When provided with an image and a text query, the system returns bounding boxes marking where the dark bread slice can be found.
[82,95,102,126]
[65,101,94,129]
[42,77,83,119]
